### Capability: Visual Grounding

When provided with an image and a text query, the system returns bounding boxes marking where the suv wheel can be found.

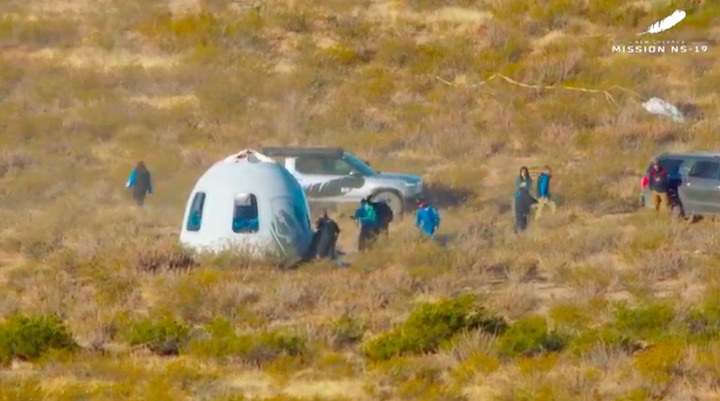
[373,191,403,216]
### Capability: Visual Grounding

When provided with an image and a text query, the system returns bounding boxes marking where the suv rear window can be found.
[647,158,684,175]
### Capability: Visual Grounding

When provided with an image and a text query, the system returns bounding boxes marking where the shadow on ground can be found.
[423,182,474,209]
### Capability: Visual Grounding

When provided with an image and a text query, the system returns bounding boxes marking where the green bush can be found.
[611,301,676,340]
[683,289,720,343]
[187,318,307,366]
[497,315,567,357]
[362,295,507,361]
[133,10,269,53]
[328,314,366,348]
[568,301,679,354]
[0,315,78,365]
[123,316,191,356]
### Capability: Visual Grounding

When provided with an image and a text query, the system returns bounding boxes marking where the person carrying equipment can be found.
[534,165,557,219]
[367,195,394,237]
[126,161,153,207]
[353,198,378,251]
[415,198,440,238]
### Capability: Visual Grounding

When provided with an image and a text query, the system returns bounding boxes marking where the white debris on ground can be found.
[642,97,685,123]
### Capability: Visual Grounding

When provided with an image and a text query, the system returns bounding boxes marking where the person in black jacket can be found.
[367,196,394,237]
[126,161,153,207]
[314,210,341,259]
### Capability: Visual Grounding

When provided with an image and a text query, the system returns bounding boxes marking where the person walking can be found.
[514,166,535,233]
[315,210,341,259]
[415,198,440,239]
[648,160,670,212]
[535,165,557,219]
[126,161,153,207]
[353,198,378,251]
[367,195,394,237]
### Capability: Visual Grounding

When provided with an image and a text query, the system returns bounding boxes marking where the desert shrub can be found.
[410,36,478,77]
[313,352,358,379]
[187,318,307,366]
[554,264,617,299]
[586,0,649,27]
[395,378,467,401]
[451,352,501,384]
[193,62,271,121]
[0,315,78,365]
[373,33,422,69]
[683,287,720,343]
[491,0,586,31]
[18,233,63,261]
[362,295,507,361]
[133,241,196,272]
[497,315,568,357]
[0,378,48,399]
[474,22,530,71]
[570,301,679,354]
[0,148,34,177]
[134,10,269,53]
[271,7,314,33]
[0,15,81,47]
[217,396,352,401]
[0,60,24,100]
[633,339,686,396]
[199,0,235,13]
[350,66,397,103]
[329,15,373,41]
[611,301,676,340]
[367,358,466,401]
[678,4,720,29]
[123,316,191,356]
[327,314,366,348]
[548,302,592,331]
[406,0,476,11]
[624,229,671,261]
[319,45,363,68]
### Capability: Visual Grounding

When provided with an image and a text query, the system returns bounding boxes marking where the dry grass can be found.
[0,0,719,399]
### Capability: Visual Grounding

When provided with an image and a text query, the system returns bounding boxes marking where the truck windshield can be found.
[344,153,376,176]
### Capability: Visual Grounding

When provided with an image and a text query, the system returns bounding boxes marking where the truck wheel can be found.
[373,191,404,216]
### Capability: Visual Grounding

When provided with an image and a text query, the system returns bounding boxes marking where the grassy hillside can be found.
[1,0,719,399]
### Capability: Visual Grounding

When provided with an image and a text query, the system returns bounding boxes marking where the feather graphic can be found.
[638,9,686,35]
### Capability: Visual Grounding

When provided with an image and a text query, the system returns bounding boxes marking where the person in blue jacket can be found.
[353,198,377,251]
[534,165,557,219]
[126,161,153,207]
[415,198,440,238]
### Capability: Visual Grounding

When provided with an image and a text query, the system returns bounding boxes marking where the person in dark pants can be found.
[515,190,535,233]
[648,160,670,212]
[353,199,377,252]
[315,210,341,259]
[367,196,394,237]
[126,161,153,207]
[514,166,535,233]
